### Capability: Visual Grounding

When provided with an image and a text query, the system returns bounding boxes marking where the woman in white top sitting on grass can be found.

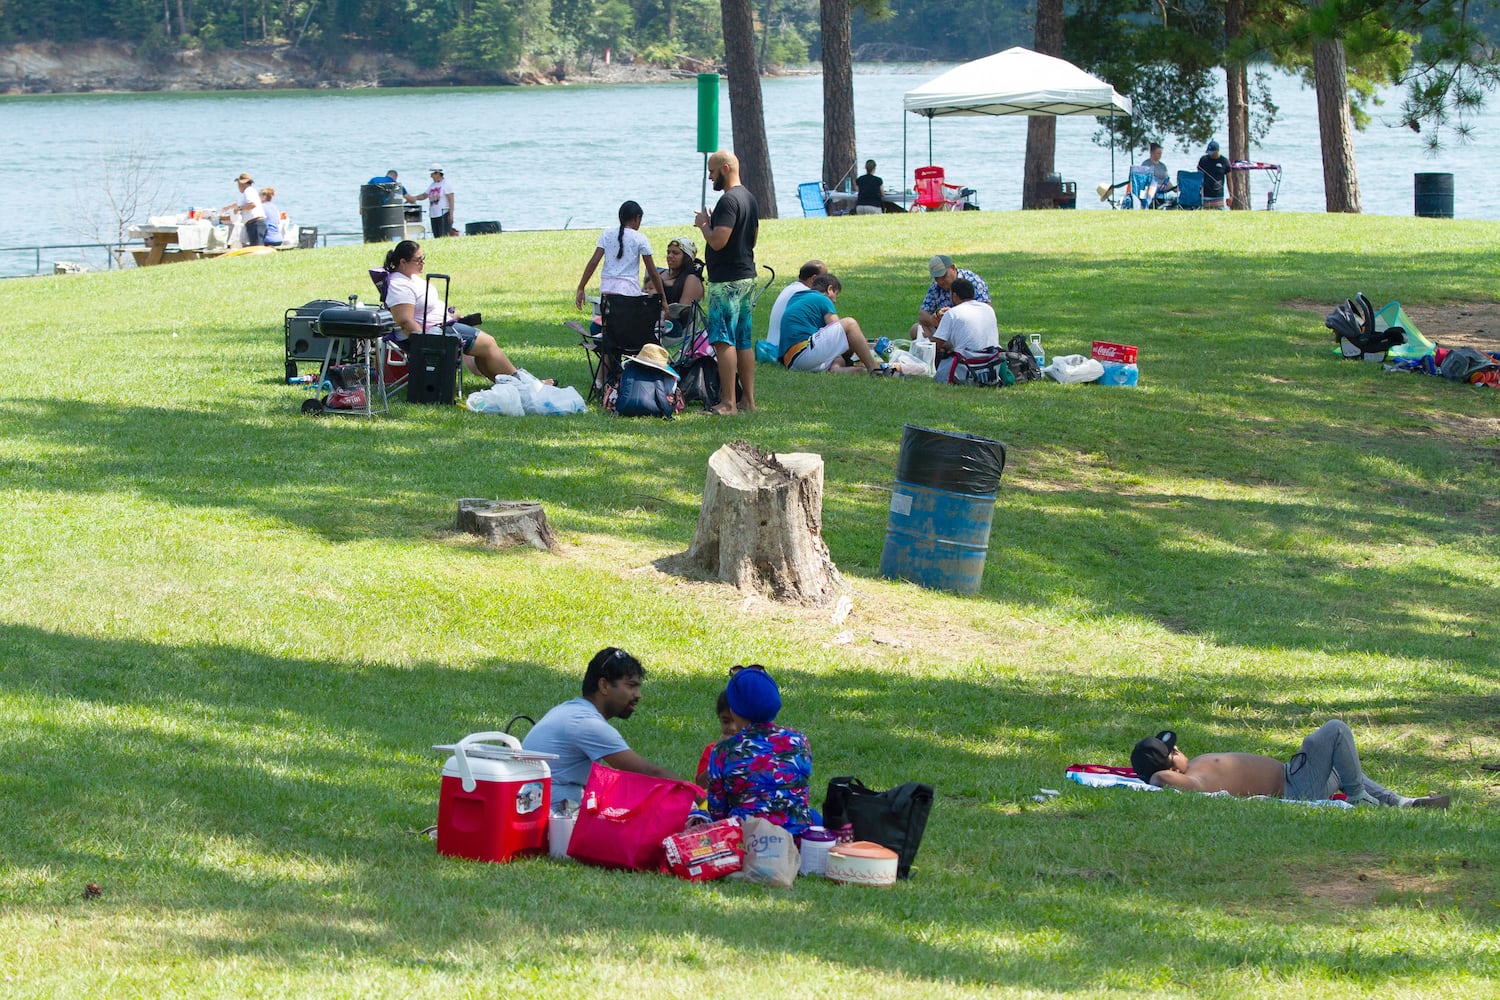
[574,200,669,324]
[382,240,532,381]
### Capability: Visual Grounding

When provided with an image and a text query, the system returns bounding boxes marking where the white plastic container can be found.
[1027,333,1045,369]
[798,826,837,876]
[825,840,899,886]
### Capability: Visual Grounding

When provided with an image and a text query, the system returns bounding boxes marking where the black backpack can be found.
[1327,292,1405,360]
[675,354,721,410]
[1004,335,1044,382]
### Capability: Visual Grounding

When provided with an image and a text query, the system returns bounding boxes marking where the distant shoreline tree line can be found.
[0,0,1035,69]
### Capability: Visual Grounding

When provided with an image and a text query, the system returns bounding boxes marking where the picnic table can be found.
[126,218,227,266]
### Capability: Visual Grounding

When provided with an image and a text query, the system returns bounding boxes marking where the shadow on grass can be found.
[3,332,1496,668]
[4,622,1496,988]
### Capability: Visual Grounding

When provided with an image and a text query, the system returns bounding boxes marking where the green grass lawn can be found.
[1,209,1497,998]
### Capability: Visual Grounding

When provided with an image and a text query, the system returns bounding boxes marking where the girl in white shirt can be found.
[574,200,668,321]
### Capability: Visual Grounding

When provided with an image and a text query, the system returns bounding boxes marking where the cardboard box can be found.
[1092,341,1138,364]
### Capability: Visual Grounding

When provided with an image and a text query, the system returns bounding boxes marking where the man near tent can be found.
[1198,140,1231,209]
[766,260,827,354]
[521,647,681,806]
[694,150,760,415]
[916,255,990,339]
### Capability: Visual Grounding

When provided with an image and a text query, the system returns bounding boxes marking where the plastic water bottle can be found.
[1028,333,1045,369]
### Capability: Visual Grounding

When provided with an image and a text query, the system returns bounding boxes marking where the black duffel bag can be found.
[822,776,933,879]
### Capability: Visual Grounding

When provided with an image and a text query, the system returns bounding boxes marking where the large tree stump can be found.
[456,499,558,553]
[664,441,841,606]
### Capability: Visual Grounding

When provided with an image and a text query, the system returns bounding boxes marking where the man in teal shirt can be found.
[777,274,885,374]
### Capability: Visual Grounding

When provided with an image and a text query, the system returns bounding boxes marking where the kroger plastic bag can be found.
[466,381,524,416]
[731,817,800,889]
[1045,354,1105,383]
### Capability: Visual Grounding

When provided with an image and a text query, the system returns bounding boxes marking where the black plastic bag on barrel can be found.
[894,424,1006,494]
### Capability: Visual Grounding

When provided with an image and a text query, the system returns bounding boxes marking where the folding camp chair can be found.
[798,182,829,218]
[584,293,663,405]
[1123,168,1157,209]
[1173,171,1203,210]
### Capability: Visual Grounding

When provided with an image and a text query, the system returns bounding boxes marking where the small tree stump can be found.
[663,441,841,606]
[456,499,558,553]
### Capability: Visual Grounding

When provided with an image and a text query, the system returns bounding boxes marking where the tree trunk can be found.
[721,0,778,217]
[1224,0,1250,210]
[664,442,841,606]
[821,0,856,193]
[455,499,559,552]
[1314,32,1361,213]
[1020,0,1063,209]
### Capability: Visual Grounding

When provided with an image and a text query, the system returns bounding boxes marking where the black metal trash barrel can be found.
[360,183,406,243]
[1414,173,1454,218]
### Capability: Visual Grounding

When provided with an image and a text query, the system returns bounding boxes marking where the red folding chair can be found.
[912,166,947,211]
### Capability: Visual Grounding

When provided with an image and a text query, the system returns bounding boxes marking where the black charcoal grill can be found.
[301,299,399,417]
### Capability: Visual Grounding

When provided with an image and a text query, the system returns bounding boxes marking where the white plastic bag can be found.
[1045,354,1105,383]
[510,369,585,415]
[465,381,524,416]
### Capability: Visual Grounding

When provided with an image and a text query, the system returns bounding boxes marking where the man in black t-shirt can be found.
[1197,140,1231,210]
[694,151,761,415]
[854,160,884,215]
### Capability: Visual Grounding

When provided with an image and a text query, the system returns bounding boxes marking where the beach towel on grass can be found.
[1065,765,1352,808]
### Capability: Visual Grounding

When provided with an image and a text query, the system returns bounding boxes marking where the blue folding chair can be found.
[1174,170,1203,210]
[798,182,828,218]
[1122,168,1158,209]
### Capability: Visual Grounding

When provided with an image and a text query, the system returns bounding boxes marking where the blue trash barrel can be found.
[1414,172,1454,218]
[879,425,1007,594]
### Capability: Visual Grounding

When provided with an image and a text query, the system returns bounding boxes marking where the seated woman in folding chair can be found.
[382,240,531,381]
[657,235,704,343]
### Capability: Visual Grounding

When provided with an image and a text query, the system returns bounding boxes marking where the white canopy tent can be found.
[902,47,1133,207]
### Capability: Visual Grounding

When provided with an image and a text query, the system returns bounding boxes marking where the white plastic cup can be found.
[547,811,576,859]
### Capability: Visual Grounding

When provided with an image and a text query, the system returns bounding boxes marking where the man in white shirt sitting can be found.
[765,260,826,354]
[931,278,1000,383]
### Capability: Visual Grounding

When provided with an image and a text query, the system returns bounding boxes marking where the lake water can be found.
[2,66,1496,276]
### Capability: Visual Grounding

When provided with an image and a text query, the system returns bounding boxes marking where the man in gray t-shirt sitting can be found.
[522,647,681,805]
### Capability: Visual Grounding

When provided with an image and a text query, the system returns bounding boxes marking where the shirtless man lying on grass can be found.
[1130,721,1449,808]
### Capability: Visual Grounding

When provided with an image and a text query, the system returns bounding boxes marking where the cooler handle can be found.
[453,731,522,792]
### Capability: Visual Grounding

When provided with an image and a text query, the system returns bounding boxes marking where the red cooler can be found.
[435,731,556,863]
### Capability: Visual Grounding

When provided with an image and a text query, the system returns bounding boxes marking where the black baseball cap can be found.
[1130,730,1178,782]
